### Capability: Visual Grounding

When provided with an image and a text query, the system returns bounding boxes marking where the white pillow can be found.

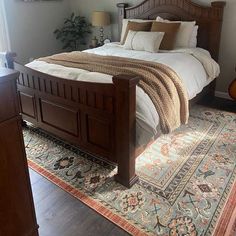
[156,16,196,48]
[120,19,153,43]
[124,30,165,53]
[189,26,198,48]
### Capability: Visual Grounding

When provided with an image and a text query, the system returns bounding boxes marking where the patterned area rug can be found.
[24,106,236,236]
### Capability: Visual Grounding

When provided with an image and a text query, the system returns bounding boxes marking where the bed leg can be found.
[113,75,140,188]
[208,79,217,101]
[21,119,27,127]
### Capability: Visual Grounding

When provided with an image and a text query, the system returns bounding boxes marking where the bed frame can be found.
[2,0,225,188]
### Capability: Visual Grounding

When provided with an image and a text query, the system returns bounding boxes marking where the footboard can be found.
[14,62,140,187]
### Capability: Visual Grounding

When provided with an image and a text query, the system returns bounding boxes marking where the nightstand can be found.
[89,44,102,49]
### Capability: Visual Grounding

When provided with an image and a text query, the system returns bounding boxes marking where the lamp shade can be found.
[92,11,110,27]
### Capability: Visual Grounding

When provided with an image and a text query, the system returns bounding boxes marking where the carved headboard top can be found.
[117,0,226,61]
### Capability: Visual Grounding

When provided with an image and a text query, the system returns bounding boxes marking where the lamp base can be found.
[99,27,104,45]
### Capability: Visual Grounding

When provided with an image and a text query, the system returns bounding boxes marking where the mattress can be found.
[26,43,220,146]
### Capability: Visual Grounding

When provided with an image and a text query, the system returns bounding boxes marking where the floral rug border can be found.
[28,159,150,236]
[213,179,236,236]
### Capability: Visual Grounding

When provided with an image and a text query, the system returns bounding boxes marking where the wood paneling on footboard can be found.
[40,99,79,136]
[19,92,37,119]
[14,62,141,187]
[15,63,118,163]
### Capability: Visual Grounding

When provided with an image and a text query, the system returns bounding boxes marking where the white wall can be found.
[69,0,236,93]
[4,0,71,64]
[69,0,141,41]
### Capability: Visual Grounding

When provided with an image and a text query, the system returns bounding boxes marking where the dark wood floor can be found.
[29,169,129,236]
[29,97,235,236]
[199,96,236,113]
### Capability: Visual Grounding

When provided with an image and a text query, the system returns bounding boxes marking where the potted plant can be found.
[54,13,91,51]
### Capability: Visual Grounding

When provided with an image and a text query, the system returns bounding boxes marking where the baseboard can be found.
[215,91,233,100]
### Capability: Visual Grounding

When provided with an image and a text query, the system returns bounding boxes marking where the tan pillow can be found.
[121,21,152,45]
[151,22,180,50]
[124,31,165,53]
[156,16,196,48]
[120,19,153,43]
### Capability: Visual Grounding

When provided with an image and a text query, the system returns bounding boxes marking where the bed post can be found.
[209,1,226,61]
[113,75,140,188]
[117,3,129,37]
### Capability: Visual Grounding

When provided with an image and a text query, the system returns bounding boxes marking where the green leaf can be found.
[54,12,91,49]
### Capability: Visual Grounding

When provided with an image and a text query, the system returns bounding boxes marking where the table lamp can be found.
[92,11,110,45]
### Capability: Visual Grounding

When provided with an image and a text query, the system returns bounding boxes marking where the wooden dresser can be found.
[0,68,39,236]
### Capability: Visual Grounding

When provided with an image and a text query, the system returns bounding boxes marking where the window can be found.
[0,0,10,52]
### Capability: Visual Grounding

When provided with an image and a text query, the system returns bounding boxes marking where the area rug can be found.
[23,106,236,236]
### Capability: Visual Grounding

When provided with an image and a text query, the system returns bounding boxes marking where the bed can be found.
[4,0,225,188]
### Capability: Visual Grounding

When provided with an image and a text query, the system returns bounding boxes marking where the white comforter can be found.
[26,43,220,146]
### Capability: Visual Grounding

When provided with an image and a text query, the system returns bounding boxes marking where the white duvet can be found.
[26,43,220,146]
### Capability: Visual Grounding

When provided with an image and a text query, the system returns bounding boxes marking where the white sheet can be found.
[26,42,220,146]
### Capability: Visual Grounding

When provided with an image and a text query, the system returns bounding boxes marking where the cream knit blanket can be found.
[39,52,189,134]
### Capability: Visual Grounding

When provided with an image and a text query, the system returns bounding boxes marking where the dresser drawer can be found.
[0,79,19,123]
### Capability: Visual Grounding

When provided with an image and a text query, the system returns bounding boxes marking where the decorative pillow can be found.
[189,26,199,48]
[120,19,153,44]
[151,21,181,50]
[121,20,153,45]
[124,31,165,53]
[156,16,196,48]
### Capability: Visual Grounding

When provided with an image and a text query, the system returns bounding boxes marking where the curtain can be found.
[0,0,10,52]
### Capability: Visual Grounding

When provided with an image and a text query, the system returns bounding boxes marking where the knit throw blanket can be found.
[39,52,189,134]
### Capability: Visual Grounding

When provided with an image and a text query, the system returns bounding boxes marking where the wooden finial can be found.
[116,3,129,9]
[211,1,226,8]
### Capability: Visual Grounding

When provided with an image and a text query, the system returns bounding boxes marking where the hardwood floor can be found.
[28,97,235,236]
[199,97,236,113]
[29,169,129,236]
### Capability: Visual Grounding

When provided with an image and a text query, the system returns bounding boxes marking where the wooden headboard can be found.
[117,0,225,61]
